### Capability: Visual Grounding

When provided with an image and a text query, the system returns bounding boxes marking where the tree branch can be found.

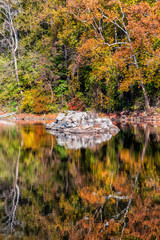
[102,41,128,47]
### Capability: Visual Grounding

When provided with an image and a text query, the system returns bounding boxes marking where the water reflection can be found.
[0,122,160,239]
[48,131,113,149]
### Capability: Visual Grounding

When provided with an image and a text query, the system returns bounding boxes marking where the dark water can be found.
[0,121,160,240]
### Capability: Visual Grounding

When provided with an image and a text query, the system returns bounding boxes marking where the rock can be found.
[45,111,120,149]
[103,134,112,141]
[94,118,102,124]
[45,123,52,129]
[109,126,119,135]
[101,118,113,126]
[56,113,65,121]
[88,119,94,124]
[82,125,91,130]
[99,123,110,130]
[81,120,88,126]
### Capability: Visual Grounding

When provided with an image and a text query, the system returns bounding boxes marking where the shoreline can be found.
[0,111,160,124]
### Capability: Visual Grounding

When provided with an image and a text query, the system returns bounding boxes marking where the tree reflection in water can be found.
[0,135,23,238]
[0,123,160,239]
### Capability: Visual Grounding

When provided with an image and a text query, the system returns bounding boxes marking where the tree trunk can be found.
[132,52,150,110]
[122,21,150,110]
[140,82,150,110]
[12,49,22,95]
[64,44,70,85]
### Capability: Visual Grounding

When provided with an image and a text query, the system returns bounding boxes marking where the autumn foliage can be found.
[67,97,84,111]
[0,0,160,113]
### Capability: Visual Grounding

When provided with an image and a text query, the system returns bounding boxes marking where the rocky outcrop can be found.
[45,111,120,149]
[46,111,119,134]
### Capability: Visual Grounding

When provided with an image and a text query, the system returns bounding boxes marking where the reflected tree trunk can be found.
[96,126,151,238]
[0,140,23,236]
[120,126,150,239]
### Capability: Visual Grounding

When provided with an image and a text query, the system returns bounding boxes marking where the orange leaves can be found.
[80,187,105,205]
[127,2,160,50]
[78,38,103,61]
[68,0,100,13]
[68,0,120,24]
[107,0,118,6]
[68,0,160,104]
[68,0,102,24]
[119,68,141,92]
[120,148,142,173]
[127,190,160,240]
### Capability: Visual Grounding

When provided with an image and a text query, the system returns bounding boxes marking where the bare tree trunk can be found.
[120,127,150,239]
[99,1,150,110]
[0,0,22,95]
[64,44,70,85]
[12,49,22,95]
[141,127,150,162]
[140,82,150,110]
[124,31,150,109]
[48,80,54,103]
[118,0,150,110]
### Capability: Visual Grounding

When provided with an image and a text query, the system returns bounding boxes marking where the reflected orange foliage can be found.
[80,187,105,205]
[127,189,160,239]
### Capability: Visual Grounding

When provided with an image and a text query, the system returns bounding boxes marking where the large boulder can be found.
[46,111,120,140]
[56,113,65,121]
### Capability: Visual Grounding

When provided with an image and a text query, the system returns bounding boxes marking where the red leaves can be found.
[67,97,84,111]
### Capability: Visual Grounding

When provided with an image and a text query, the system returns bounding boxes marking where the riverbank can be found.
[0,109,160,124]
[106,110,160,123]
[0,112,57,121]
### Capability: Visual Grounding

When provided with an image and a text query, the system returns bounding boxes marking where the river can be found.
[0,121,160,239]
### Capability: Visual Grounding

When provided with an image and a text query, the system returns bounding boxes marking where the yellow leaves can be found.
[120,148,141,172]
[59,194,75,214]
[21,90,35,112]
[78,38,100,57]
[22,130,36,150]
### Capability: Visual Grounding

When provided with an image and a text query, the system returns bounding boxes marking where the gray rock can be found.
[56,113,65,121]
[95,137,102,144]
[57,138,66,146]
[82,125,91,130]
[101,118,113,126]
[45,124,52,129]
[45,111,120,149]
[99,123,110,130]
[103,134,112,141]
[88,119,94,125]
[109,126,120,135]
[81,120,88,126]
[94,118,102,124]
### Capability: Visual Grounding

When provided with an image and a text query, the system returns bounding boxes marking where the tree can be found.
[0,0,22,94]
[68,0,160,110]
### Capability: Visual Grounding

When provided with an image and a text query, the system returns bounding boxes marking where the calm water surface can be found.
[0,122,160,240]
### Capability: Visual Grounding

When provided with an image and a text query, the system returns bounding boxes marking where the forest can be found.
[0,0,160,114]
